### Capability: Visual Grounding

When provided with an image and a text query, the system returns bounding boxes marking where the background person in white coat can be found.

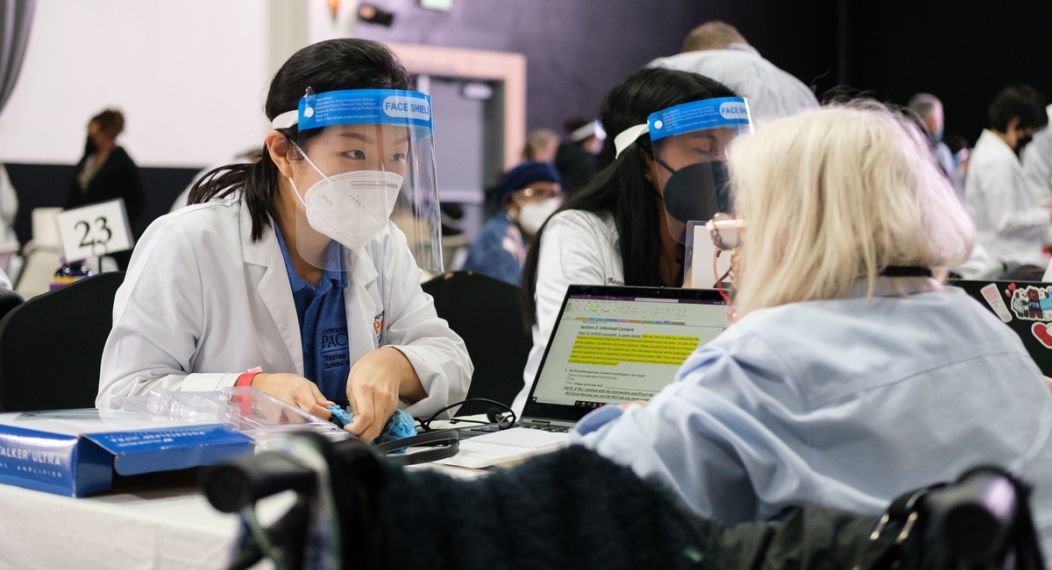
[0,164,19,246]
[574,105,1052,555]
[515,68,745,414]
[907,93,963,198]
[649,21,818,124]
[0,164,20,281]
[97,39,472,443]
[965,84,1049,279]
[1023,103,1052,201]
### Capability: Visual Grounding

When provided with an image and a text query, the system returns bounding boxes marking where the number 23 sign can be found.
[56,199,134,259]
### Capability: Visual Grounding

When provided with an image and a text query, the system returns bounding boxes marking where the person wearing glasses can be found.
[462,161,562,286]
[572,103,1052,555]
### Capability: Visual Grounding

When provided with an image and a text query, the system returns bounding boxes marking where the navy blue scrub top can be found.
[274,225,351,405]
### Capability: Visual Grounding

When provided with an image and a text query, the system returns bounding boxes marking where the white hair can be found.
[728,104,974,317]
[907,93,942,120]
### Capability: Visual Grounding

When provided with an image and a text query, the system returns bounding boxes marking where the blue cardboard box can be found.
[0,409,254,497]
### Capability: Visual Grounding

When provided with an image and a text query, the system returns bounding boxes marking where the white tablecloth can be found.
[0,482,242,569]
[0,461,486,569]
[0,417,528,569]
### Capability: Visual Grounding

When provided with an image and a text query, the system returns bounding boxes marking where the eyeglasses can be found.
[706,212,745,250]
[518,186,561,200]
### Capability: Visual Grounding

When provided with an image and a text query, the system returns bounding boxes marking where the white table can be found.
[0,454,485,569]
[0,475,245,570]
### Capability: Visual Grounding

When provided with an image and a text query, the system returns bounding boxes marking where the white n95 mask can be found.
[515,197,561,235]
[272,88,444,271]
[291,169,404,251]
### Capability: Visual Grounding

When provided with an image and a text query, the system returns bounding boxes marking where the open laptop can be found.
[438,285,730,469]
[954,280,1052,374]
[518,284,731,430]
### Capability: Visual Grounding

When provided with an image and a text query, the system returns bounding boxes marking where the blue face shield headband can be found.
[612,97,753,244]
[271,88,434,138]
[612,96,751,159]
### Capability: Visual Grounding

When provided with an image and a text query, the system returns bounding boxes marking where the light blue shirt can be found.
[462,214,527,286]
[574,279,1052,556]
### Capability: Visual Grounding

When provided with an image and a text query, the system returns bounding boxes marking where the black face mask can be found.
[84,136,99,155]
[661,161,732,225]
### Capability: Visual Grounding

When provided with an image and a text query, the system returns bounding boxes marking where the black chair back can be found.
[422,271,531,416]
[0,272,125,412]
[0,289,23,323]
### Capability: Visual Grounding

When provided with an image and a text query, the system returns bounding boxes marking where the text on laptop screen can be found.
[531,294,729,408]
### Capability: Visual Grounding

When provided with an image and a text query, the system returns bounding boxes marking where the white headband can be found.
[271,110,299,130]
[613,124,648,159]
[571,119,607,143]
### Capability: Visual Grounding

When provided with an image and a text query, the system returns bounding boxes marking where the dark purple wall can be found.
[358,0,1052,148]
[354,0,836,135]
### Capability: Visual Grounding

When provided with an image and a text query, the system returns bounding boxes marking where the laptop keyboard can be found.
[465,422,570,434]
[519,422,570,433]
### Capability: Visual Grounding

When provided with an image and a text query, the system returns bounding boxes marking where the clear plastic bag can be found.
[114,388,349,448]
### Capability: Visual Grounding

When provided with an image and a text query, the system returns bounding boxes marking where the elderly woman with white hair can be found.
[574,104,1052,553]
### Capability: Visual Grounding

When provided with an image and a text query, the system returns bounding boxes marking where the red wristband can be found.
[236,371,260,388]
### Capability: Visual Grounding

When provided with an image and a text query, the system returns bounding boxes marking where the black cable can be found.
[711,266,732,289]
[373,430,461,467]
[416,398,517,432]
[710,249,733,289]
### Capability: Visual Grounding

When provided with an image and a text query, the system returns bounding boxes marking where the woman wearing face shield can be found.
[96,39,472,443]
[462,161,563,286]
[571,104,1052,553]
[515,68,742,414]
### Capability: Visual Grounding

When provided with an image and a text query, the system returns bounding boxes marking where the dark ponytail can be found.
[521,68,737,325]
[188,38,410,241]
[187,157,283,242]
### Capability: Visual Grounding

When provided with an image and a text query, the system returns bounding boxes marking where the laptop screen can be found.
[523,285,730,423]
[953,279,1052,376]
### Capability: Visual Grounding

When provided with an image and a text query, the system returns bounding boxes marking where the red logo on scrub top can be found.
[373,311,384,342]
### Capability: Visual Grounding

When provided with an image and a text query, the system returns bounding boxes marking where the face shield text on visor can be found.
[614,97,752,244]
[272,88,444,272]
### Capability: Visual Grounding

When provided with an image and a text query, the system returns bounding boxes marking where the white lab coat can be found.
[514,210,623,414]
[965,129,1052,267]
[649,44,819,124]
[1023,107,1052,201]
[97,196,472,417]
[0,165,18,245]
[0,165,20,286]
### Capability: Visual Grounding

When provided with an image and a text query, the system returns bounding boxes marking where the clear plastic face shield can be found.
[271,88,443,272]
[614,97,752,244]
